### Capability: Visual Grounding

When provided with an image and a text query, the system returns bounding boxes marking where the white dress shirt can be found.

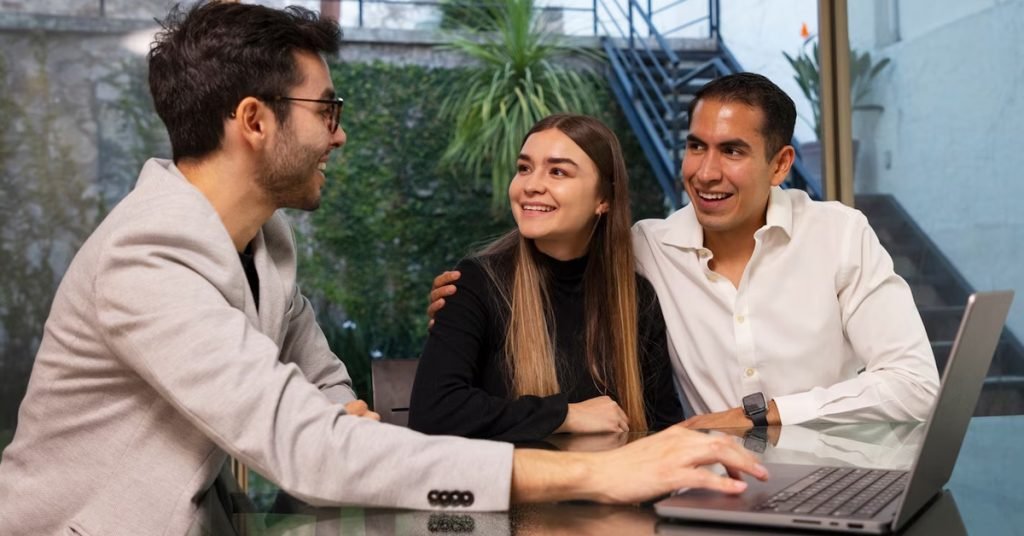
[633,187,940,425]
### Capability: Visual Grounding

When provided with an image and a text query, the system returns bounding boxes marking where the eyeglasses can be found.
[268,96,344,134]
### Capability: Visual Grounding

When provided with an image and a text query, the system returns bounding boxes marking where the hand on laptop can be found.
[582,424,769,503]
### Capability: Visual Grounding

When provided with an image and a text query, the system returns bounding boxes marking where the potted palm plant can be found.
[438,0,603,215]
[783,25,890,179]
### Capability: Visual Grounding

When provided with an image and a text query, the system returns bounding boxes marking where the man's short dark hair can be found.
[148,1,342,162]
[687,72,797,160]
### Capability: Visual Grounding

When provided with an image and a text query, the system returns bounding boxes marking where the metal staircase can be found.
[595,0,1023,415]
[596,0,819,209]
[858,194,1024,415]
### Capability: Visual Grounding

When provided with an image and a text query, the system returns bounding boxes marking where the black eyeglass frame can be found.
[267,96,344,134]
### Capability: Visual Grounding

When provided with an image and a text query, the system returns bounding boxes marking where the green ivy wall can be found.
[0,56,667,421]
[295,61,667,400]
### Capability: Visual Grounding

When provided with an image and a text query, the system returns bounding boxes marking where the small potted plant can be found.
[784,23,891,178]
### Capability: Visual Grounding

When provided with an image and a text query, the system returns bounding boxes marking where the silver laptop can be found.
[655,290,1015,534]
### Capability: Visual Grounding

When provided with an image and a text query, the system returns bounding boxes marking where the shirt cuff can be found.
[772,392,821,425]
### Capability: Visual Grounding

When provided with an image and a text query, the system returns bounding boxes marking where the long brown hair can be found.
[478,114,647,432]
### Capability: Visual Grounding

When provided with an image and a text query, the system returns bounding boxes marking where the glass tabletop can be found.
[236,415,1023,535]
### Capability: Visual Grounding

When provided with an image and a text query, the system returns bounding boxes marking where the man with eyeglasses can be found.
[0,2,767,534]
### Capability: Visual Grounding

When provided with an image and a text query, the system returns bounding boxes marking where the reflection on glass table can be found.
[235,416,1020,535]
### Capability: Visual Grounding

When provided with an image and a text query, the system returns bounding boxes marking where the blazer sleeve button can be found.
[428,490,440,505]
[439,491,451,506]
[461,491,474,506]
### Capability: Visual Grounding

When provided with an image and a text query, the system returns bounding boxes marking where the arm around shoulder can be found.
[409,258,569,441]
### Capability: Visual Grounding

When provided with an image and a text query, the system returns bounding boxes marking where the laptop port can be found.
[848,523,864,529]
[793,519,821,525]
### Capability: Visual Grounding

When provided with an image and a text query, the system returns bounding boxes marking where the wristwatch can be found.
[742,392,769,427]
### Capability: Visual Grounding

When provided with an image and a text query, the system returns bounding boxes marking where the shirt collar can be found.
[659,186,794,249]
[761,186,794,239]
[659,202,705,249]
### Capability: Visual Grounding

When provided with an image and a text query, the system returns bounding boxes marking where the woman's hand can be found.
[555,396,629,434]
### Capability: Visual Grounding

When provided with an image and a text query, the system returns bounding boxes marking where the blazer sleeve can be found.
[637,274,684,430]
[264,214,356,405]
[278,288,356,404]
[93,215,513,510]
[409,259,568,442]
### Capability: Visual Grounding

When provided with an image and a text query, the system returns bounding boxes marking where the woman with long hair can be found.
[408,114,682,442]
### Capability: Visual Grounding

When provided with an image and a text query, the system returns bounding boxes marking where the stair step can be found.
[854,193,898,217]
[911,284,953,308]
[920,306,966,341]
[993,339,1024,376]
[871,220,924,250]
[932,338,1024,376]
[975,382,1024,416]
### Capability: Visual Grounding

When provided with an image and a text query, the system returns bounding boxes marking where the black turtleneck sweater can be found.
[408,252,683,442]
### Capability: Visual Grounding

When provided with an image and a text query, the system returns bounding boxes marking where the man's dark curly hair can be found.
[148,1,341,162]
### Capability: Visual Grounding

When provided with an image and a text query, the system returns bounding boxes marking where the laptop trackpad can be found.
[663,463,816,512]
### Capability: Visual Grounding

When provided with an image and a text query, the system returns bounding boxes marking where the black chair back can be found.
[370,358,420,426]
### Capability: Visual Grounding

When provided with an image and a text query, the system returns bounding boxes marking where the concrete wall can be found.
[848,0,1024,336]
[0,0,176,18]
[718,0,819,141]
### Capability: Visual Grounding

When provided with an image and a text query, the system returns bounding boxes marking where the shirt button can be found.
[707,273,719,282]
[745,368,756,377]
[698,249,710,258]
[735,314,745,323]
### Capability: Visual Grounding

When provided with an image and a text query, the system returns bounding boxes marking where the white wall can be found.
[718,0,820,141]
[850,0,1024,335]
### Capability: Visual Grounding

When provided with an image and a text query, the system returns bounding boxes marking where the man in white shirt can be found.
[633,72,938,428]
[430,73,939,429]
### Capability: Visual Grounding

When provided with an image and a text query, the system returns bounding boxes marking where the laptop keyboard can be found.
[753,467,909,518]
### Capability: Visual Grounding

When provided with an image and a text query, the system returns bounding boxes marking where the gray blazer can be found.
[0,159,513,535]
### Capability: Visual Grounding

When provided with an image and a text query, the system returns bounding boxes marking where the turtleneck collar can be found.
[538,251,588,289]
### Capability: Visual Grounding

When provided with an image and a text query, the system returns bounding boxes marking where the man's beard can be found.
[259,126,325,212]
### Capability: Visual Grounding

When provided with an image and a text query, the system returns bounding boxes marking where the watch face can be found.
[743,392,765,414]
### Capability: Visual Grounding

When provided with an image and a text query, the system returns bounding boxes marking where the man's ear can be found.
[770,145,796,187]
[231,96,274,151]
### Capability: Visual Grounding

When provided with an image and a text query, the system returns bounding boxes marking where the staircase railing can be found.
[595,0,711,208]
[595,0,821,208]
[335,0,821,206]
